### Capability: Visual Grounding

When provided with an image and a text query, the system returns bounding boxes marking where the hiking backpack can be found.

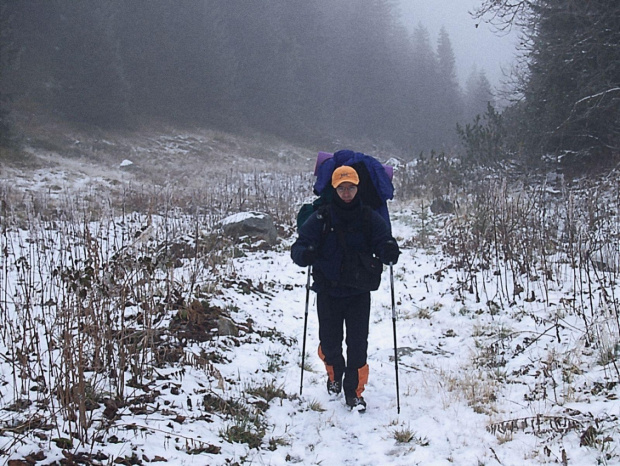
[296,149,394,231]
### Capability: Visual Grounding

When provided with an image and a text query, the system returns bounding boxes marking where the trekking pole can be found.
[390,262,401,414]
[300,266,312,396]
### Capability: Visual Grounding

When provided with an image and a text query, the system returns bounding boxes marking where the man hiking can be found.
[291,165,401,411]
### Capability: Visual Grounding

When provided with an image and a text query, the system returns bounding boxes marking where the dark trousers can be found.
[316,291,370,398]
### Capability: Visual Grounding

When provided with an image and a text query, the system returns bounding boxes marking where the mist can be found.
[1,0,501,155]
[397,0,520,89]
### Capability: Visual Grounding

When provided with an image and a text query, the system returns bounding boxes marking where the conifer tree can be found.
[436,27,463,147]
[464,68,494,123]
[476,0,620,165]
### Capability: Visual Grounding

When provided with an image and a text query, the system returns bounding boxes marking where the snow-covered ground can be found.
[2,203,618,465]
[199,212,619,466]
[1,131,619,465]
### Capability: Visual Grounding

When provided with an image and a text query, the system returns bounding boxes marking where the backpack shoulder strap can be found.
[317,204,374,250]
[315,205,331,248]
[361,205,374,248]
[316,205,330,229]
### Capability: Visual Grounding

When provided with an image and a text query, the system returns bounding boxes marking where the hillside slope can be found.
[1,124,619,465]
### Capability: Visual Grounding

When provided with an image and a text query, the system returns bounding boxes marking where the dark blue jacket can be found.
[291,202,395,297]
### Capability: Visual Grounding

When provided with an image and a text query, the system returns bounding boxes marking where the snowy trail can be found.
[207,210,619,466]
[3,204,617,464]
[215,239,505,466]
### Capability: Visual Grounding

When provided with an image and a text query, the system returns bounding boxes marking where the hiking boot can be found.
[346,396,367,412]
[327,379,342,396]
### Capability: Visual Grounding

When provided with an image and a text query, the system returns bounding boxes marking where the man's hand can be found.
[382,240,400,265]
[302,245,317,265]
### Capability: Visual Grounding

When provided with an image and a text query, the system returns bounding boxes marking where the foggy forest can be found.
[3,0,495,156]
[2,1,619,165]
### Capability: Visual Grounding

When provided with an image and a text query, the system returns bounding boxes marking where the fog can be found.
[397,0,520,88]
[1,1,511,154]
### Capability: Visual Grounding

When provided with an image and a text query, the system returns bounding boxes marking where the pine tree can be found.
[524,0,620,160]
[406,24,441,151]
[476,0,620,165]
[50,2,132,127]
[435,27,463,147]
[0,0,471,153]
[0,1,17,149]
[464,68,494,123]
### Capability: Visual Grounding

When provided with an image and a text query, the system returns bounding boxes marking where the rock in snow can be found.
[220,211,278,245]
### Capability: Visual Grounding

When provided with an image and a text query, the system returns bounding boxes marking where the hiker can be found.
[291,166,401,411]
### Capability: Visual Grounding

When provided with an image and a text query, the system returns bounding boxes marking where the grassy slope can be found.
[1,119,619,465]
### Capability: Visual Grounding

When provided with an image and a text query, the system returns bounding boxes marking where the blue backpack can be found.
[296,149,394,230]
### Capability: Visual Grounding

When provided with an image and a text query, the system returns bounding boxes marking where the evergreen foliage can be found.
[525,0,620,163]
[464,69,494,124]
[0,1,17,149]
[476,0,620,167]
[457,103,507,167]
[0,0,472,154]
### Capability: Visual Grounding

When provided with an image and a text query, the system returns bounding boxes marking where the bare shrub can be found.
[0,163,304,444]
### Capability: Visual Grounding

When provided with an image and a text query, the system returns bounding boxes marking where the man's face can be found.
[336,182,358,203]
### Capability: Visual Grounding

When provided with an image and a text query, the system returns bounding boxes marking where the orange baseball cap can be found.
[331,166,360,188]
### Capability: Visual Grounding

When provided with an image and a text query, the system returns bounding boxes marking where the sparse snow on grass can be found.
[0,128,619,465]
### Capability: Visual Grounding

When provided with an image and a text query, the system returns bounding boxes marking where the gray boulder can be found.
[217,316,239,337]
[430,197,455,214]
[220,211,278,245]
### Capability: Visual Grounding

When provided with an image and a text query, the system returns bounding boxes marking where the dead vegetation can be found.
[1,122,619,463]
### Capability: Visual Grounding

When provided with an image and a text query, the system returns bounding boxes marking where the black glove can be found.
[302,245,317,265]
[382,240,400,265]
